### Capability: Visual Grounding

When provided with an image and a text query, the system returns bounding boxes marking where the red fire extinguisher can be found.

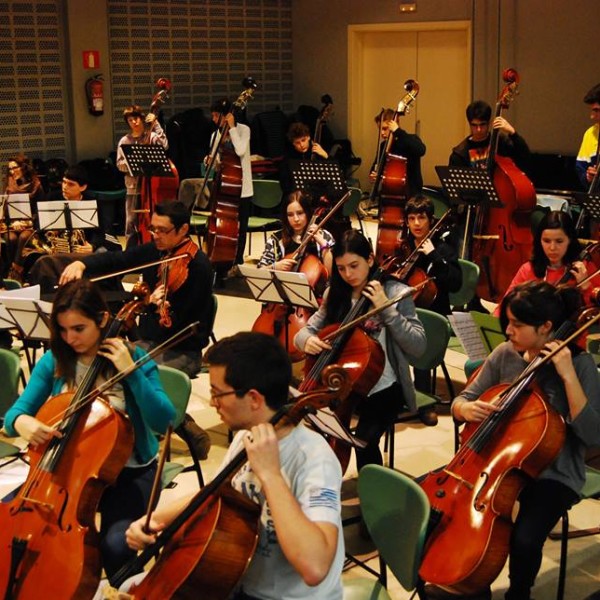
[85,74,104,116]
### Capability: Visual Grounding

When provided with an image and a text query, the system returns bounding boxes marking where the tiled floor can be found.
[1,219,599,599]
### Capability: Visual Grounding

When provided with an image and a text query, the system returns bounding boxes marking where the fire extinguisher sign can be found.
[83,51,100,69]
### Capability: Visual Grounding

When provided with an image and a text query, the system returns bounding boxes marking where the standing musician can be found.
[449,100,530,173]
[59,201,214,380]
[25,165,121,286]
[294,230,426,472]
[575,82,600,189]
[120,332,345,600]
[208,97,253,273]
[448,281,600,600]
[4,154,45,278]
[400,195,462,425]
[116,105,169,248]
[257,190,334,276]
[2,279,176,583]
[492,210,600,316]
[369,108,425,199]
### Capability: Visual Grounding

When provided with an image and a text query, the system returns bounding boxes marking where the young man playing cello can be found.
[120,332,344,600]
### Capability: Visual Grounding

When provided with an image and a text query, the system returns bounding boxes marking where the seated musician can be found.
[575,82,600,189]
[493,210,600,316]
[4,154,46,279]
[369,108,426,199]
[448,281,600,600]
[116,105,169,248]
[294,229,426,471]
[59,200,213,381]
[24,165,121,286]
[2,279,176,585]
[121,332,344,600]
[257,190,334,277]
[449,100,530,173]
[401,195,462,425]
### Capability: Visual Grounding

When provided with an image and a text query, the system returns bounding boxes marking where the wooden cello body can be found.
[471,69,535,302]
[419,385,564,594]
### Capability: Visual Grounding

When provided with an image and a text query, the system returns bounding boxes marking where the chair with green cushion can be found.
[449,259,480,309]
[386,308,454,469]
[157,364,205,488]
[342,465,429,599]
[246,179,283,255]
[422,186,450,219]
[344,186,365,234]
[0,348,24,464]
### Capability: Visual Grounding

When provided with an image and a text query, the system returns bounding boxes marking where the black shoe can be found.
[180,413,211,460]
[418,407,438,426]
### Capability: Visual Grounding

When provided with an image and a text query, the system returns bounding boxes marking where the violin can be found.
[0,285,151,600]
[372,79,420,262]
[470,68,536,301]
[204,77,258,271]
[130,78,179,249]
[418,309,600,594]
[157,238,199,328]
[107,367,352,600]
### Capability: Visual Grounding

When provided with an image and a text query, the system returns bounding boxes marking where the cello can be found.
[418,308,600,595]
[471,69,536,301]
[130,78,180,248]
[204,78,258,271]
[372,79,420,262]
[0,287,152,600]
[106,367,352,600]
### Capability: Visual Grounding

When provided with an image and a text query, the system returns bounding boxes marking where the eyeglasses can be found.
[7,166,18,172]
[149,225,175,236]
[210,388,246,402]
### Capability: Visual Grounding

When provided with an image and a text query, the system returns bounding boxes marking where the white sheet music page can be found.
[448,311,488,362]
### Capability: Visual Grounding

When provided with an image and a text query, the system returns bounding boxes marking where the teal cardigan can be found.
[4,348,176,464]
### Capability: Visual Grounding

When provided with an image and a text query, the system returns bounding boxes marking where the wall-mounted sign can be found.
[83,51,100,69]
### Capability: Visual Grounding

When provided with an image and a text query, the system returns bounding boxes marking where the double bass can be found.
[372,79,420,262]
[312,94,333,161]
[418,309,600,594]
[130,78,180,248]
[106,368,352,600]
[470,69,536,301]
[0,289,151,599]
[204,77,258,271]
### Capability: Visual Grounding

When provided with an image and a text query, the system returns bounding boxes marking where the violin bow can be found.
[88,253,192,283]
[143,425,173,534]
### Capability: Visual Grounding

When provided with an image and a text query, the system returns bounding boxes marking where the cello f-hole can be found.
[473,472,489,512]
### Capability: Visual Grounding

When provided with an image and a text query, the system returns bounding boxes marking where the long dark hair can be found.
[280,190,314,249]
[499,280,583,334]
[531,210,582,278]
[325,230,377,324]
[50,280,110,382]
[4,153,40,193]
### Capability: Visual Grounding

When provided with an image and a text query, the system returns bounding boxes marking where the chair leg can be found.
[556,511,569,600]
[175,423,205,488]
[389,424,395,470]
[440,361,456,401]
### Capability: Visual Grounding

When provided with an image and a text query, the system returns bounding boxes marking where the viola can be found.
[372,79,420,262]
[470,69,536,301]
[0,285,150,600]
[418,311,600,594]
[108,368,352,600]
[204,77,258,271]
[157,238,199,328]
[130,78,180,248]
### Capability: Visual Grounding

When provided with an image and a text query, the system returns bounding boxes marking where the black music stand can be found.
[37,200,99,252]
[290,159,348,202]
[573,192,600,235]
[5,193,32,223]
[436,165,503,257]
[121,144,174,217]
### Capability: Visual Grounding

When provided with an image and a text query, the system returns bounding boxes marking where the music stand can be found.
[37,200,99,253]
[573,192,600,234]
[5,192,32,223]
[290,159,348,202]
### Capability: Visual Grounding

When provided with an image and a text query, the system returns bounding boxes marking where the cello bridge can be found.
[472,234,500,240]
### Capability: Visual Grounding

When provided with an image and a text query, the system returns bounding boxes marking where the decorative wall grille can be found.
[0,0,68,176]
[107,0,293,145]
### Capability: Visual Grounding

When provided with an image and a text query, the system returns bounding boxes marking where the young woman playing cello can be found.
[450,281,600,600]
[493,210,600,315]
[257,189,334,276]
[3,279,175,584]
[294,229,426,471]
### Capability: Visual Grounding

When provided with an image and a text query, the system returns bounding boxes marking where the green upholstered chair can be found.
[246,179,283,254]
[0,348,24,465]
[449,259,480,309]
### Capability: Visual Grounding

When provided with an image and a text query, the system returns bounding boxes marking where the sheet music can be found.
[0,285,43,329]
[0,286,52,339]
[448,312,489,361]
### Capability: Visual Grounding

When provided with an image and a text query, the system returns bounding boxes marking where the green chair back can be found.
[0,348,21,420]
[252,179,283,210]
[422,186,450,219]
[343,186,363,217]
[3,279,21,291]
[157,364,191,429]
[358,465,430,591]
[410,308,451,372]
[449,259,480,308]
